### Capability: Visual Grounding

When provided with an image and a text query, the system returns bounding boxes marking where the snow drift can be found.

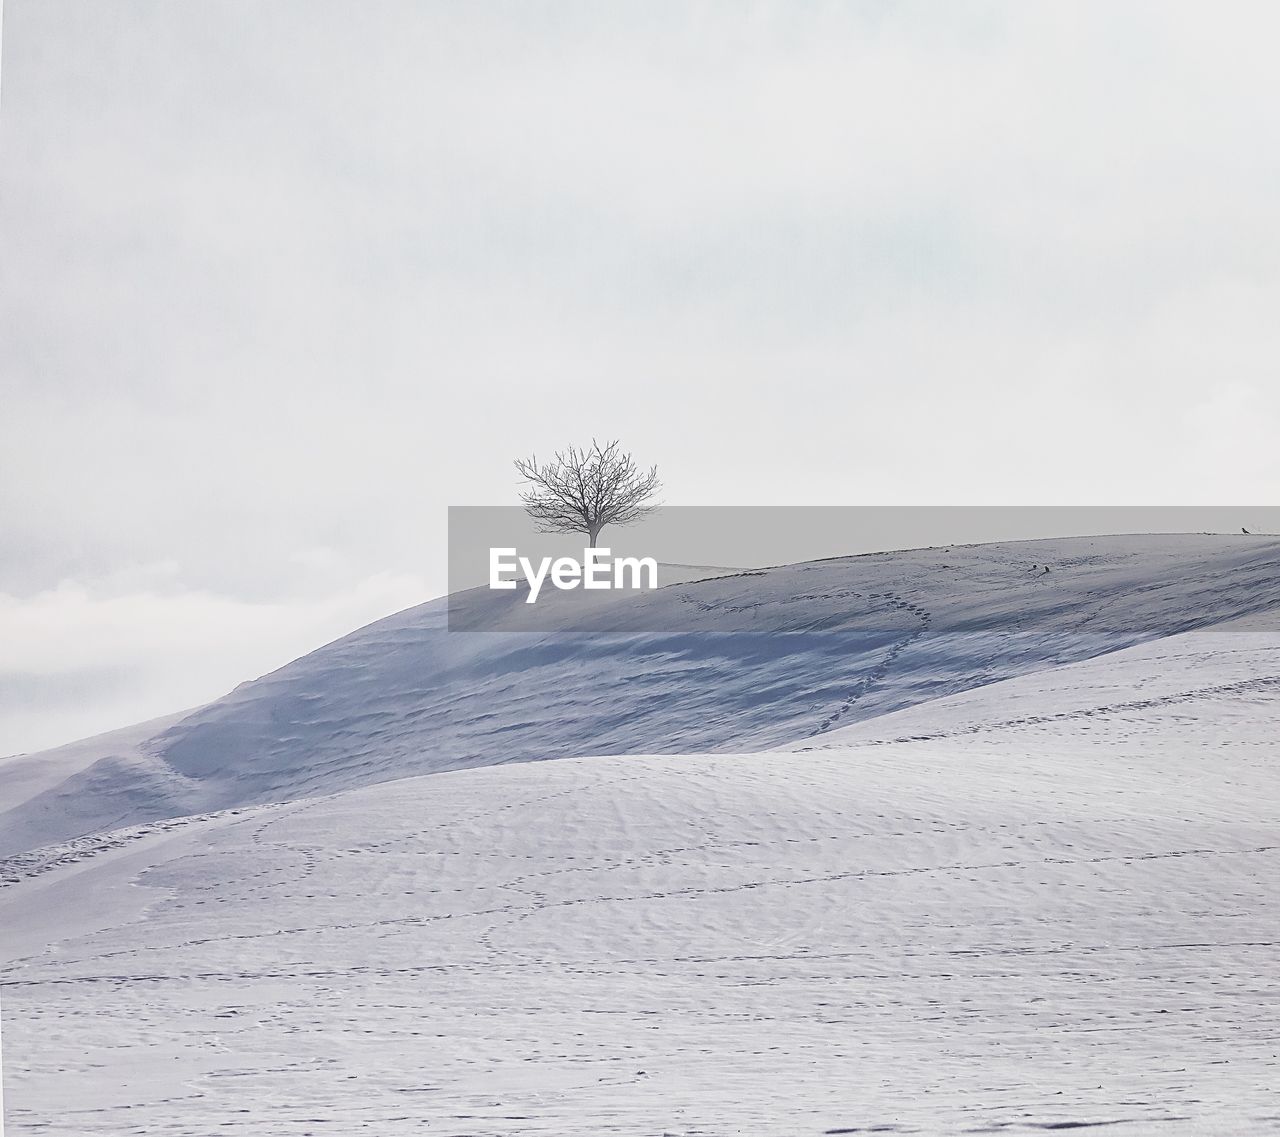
[2,580,1278,1135]
[2,534,1279,857]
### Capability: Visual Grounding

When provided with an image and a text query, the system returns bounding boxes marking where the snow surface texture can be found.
[3,535,1278,857]
[1,534,1279,1134]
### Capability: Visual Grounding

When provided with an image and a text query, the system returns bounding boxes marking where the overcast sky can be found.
[3,0,1279,755]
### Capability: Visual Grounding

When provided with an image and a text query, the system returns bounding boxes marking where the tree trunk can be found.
[587,523,603,548]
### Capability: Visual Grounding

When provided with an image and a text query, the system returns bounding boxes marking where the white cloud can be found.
[0,571,432,756]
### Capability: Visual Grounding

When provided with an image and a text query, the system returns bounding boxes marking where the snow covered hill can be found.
[1,590,1278,1134]
[2,534,1279,857]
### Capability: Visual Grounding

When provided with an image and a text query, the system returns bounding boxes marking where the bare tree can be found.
[514,439,661,546]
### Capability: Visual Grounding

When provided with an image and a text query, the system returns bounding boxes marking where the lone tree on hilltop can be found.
[514,439,661,547]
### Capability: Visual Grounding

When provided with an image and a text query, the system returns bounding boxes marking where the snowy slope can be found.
[2,534,1279,856]
[2,613,1278,1135]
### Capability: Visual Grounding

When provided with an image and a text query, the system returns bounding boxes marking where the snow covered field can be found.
[2,535,1279,1134]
